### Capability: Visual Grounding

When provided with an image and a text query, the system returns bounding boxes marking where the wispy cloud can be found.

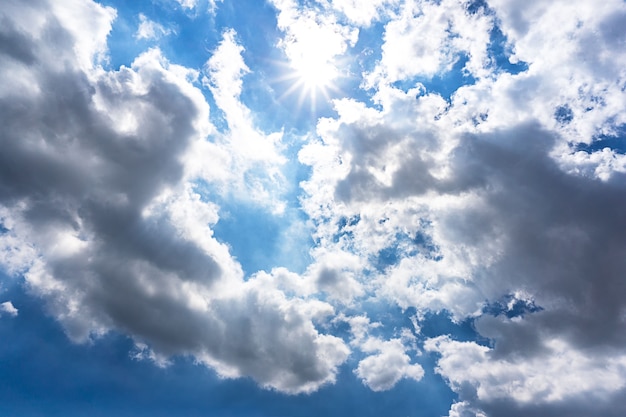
[135,14,173,40]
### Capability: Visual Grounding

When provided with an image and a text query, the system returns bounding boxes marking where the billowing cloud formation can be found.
[296,0,626,414]
[0,0,347,394]
[355,337,424,391]
[2,0,626,414]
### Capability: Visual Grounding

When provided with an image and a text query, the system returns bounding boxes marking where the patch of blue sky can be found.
[374,231,443,272]
[554,104,574,125]
[347,21,387,100]
[100,0,219,70]
[0,282,454,417]
[391,53,478,102]
[486,24,528,75]
[391,23,528,102]
[331,214,361,244]
[418,310,491,347]
[576,124,626,154]
[350,303,485,347]
[482,294,543,319]
[465,0,489,15]
[212,200,314,275]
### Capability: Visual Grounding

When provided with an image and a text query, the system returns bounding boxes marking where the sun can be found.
[276,53,342,113]
[294,56,337,91]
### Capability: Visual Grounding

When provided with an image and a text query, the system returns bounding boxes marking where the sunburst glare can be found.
[276,54,344,114]
[272,18,352,114]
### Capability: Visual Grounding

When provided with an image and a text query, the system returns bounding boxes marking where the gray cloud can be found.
[0,0,347,393]
[304,85,626,414]
[449,124,626,349]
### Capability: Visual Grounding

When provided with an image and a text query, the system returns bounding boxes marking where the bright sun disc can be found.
[294,58,337,90]
[277,53,342,113]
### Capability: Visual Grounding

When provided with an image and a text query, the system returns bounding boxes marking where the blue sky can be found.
[1,1,626,416]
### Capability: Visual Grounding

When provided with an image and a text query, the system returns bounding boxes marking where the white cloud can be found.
[198,29,287,212]
[340,314,423,392]
[0,301,18,317]
[0,0,347,394]
[427,335,626,415]
[2,0,626,408]
[446,401,487,417]
[174,0,198,9]
[135,14,172,40]
[355,337,424,391]
[269,0,359,88]
[297,0,626,411]
[365,0,493,85]
[326,0,397,27]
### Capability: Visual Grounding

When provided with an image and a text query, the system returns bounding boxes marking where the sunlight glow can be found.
[277,45,343,113]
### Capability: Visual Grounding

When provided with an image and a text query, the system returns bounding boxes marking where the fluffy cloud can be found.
[355,337,424,391]
[0,301,18,317]
[365,0,493,85]
[426,335,626,417]
[301,88,626,412]
[0,0,347,394]
[326,0,397,27]
[297,0,626,413]
[270,0,359,88]
[3,0,626,409]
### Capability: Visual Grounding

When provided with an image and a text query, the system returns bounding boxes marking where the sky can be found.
[1,0,626,416]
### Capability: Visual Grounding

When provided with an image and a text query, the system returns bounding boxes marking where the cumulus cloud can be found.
[0,0,347,394]
[355,337,424,391]
[426,335,626,417]
[365,0,493,85]
[0,301,18,317]
[296,0,626,412]
[3,0,626,409]
[301,89,626,412]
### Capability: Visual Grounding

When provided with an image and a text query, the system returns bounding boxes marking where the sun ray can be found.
[271,53,346,116]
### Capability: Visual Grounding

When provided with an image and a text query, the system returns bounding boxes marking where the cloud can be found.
[174,0,198,10]
[446,401,487,417]
[302,85,626,409]
[0,301,18,317]
[269,0,359,87]
[0,0,347,394]
[197,29,287,212]
[3,0,626,409]
[328,0,397,27]
[355,337,424,391]
[297,0,626,412]
[426,335,626,417]
[365,0,494,85]
[135,14,172,40]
